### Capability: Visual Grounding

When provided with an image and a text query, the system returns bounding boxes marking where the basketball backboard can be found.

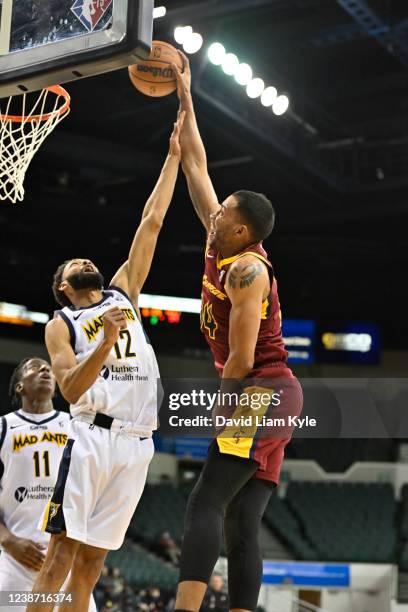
[0,0,153,96]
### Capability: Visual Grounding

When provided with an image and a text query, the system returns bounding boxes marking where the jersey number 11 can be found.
[33,451,50,477]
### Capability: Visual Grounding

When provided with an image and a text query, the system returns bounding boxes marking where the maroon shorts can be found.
[250,437,291,484]
[217,372,303,485]
[252,374,303,484]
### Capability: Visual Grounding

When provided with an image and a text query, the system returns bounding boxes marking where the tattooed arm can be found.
[223,256,269,379]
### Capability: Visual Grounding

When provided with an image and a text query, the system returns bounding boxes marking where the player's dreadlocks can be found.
[8,357,33,410]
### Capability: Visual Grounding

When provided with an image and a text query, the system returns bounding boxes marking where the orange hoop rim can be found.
[0,85,71,123]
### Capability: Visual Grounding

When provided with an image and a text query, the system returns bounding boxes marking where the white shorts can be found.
[0,551,96,611]
[39,419,154,550]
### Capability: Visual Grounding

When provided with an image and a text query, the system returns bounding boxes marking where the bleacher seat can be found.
[284,481,396,563]
[128,483,188,544]
[286,439,395,471]
[263,492,319,560]
[116,479,397,583]
[106,540,179,590]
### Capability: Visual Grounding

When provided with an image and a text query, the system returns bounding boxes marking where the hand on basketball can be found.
[3,533,46,571]
[172,51,191,101]
[102,307,127,346]
[169,111,186,159]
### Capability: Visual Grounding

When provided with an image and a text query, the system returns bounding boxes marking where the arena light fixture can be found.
[208,42,226,65]
[183,32,203,55]
[179,36,292,119]
[261,86,278,107]
[273,94,290,116]
[0,302,49,325]
[222,53,239,76]
[139,293,201,314]
[174,26,193,45]
[234,63,253,86]
[246,77,265,99]
[153,6,166,19]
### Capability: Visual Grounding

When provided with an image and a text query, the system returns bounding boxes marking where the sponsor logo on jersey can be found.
[110,365,148,382]
[202,274,227,301]
[98,364,148,383]
[14,487,28,502]
[81,308,136,342]
[100,366,110,380]
[14,485,54,502]
[13,432,68,452]
[71,0,112,32]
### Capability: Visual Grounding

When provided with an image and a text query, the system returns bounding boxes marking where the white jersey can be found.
[0,409,70,546]
[57,286,160,430]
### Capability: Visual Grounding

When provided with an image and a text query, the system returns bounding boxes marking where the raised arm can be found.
[45,308,126,404]
[172,52,220,232]
[223,257,269,379]
[110,113,185,304]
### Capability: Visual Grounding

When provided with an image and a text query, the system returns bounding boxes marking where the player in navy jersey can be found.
[172,55,303,612]
[28,111,185,612]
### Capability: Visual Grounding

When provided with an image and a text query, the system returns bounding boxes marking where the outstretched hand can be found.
[169,110,186,159]
[171,51,191,102]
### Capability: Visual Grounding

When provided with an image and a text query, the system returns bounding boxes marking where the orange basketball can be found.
[128,41,183,97]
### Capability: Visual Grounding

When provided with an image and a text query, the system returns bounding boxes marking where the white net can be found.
[0,86,70,203]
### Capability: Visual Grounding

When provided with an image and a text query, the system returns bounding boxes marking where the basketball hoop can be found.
[0,85,71,203]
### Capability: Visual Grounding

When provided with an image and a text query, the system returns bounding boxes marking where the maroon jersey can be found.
[201,241,291,378]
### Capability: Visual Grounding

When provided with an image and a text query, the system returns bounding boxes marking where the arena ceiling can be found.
[1,0,407,348]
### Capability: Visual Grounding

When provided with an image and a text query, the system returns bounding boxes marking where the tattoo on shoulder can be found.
[228,262,264,290]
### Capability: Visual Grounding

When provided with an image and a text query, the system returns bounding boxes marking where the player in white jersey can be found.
[0,357,94,611]
[28,111,185,612]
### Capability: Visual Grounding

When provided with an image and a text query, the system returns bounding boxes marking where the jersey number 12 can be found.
[113,329,136,359]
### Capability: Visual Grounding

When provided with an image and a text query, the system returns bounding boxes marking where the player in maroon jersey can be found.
[172,54,303,612]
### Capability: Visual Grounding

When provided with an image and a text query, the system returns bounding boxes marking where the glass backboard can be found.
[0,0,153,96]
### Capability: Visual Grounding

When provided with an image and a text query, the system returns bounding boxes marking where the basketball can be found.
[128,41,183,98]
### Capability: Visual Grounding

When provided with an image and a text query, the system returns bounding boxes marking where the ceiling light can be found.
[174,26,193,45]
[273,94,290,115]
[246,78,265,99]
[222,53,239,76]
[208,42,226,65]
[153,6,166,18]
[261,86,278,107]
[234,63,253,86]
[183,32,203,54]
